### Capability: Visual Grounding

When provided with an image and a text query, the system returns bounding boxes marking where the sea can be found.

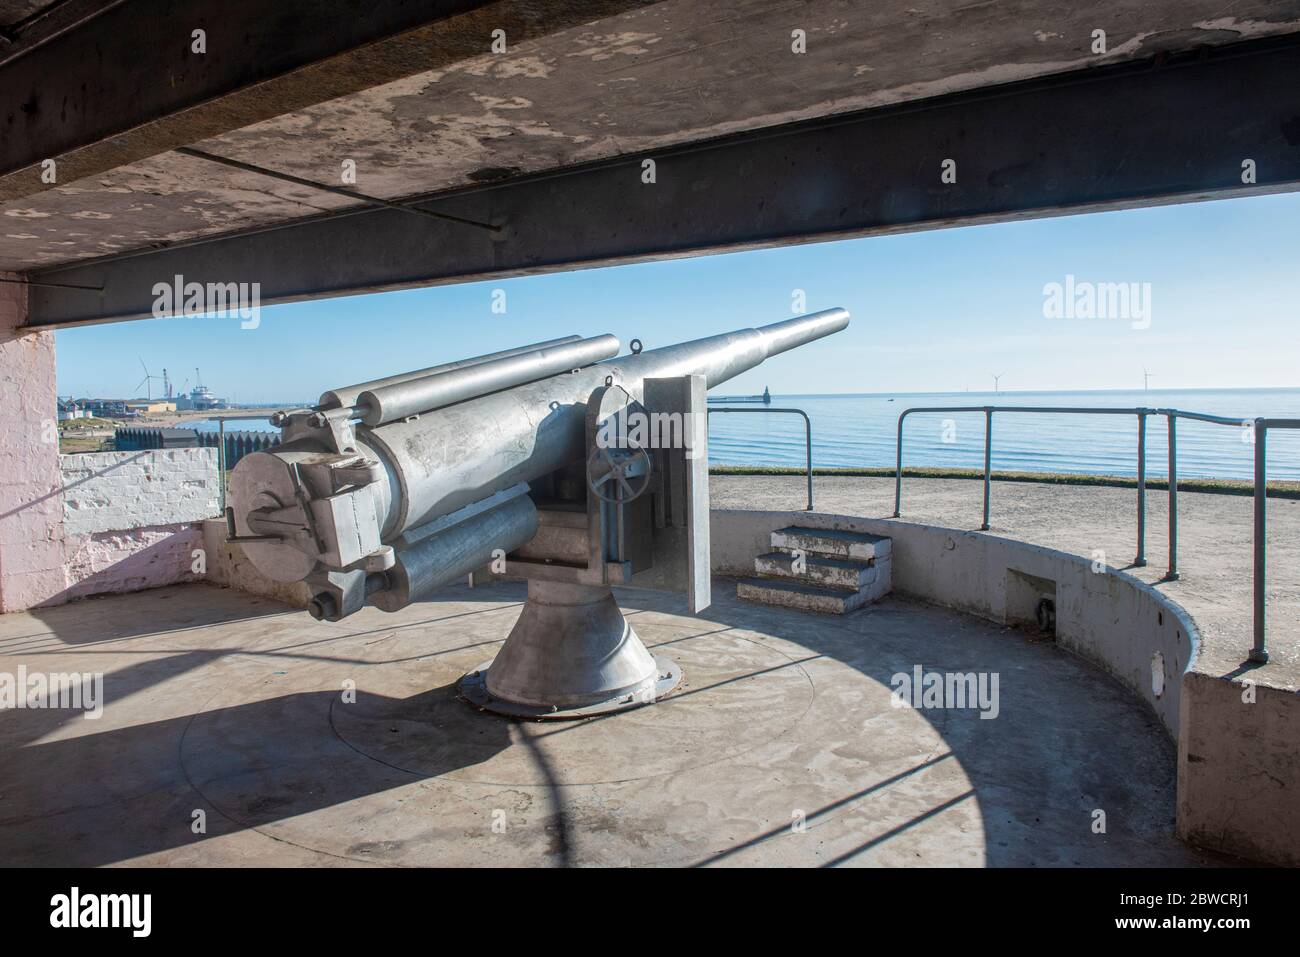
[186,388,1300,482]
[707,388,1300,482]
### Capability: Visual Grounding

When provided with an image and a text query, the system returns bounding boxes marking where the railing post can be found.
[1251,420,1269,663]
[893,413,905,517]
[802,412,813,511]
[981,407,992,531]
[1135,411,1147,567]
[218,417,227,515]
[1166,412,1179,580]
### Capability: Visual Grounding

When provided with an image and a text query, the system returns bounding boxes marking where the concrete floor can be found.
[0,579,1229,867]
[712,474,1300,689]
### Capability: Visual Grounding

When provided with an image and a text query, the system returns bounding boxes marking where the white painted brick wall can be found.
[60,448,221,535]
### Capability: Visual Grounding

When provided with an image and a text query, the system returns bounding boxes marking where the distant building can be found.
[125,400,177,414]
[57,399,88,420]
[80,398,131,418]
[157,428,199,448]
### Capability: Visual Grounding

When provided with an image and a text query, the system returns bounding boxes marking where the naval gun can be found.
[226,308,850,717]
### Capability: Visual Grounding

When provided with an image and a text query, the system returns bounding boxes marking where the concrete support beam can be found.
[0,273,65,611]
[0,0,120,61]
[0,0,653,203]
[21,34,1300,328]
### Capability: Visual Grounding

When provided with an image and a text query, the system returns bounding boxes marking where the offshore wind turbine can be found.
[134,358,162,401]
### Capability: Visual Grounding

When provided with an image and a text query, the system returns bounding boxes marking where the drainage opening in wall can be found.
[1005,568,1057,639]
[1035,597,1056,634]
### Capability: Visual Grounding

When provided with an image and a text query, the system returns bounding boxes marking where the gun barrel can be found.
[319,335,582,410]
[756,310,852,357]
[358,308,849,535]
[356,334,620,426]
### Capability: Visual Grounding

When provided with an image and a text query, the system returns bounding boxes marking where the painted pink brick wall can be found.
[0,274,67,613]
[62,525,207,601]
[1,278,221,611]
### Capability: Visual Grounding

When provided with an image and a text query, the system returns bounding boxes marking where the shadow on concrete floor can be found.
[0,581,1237,867]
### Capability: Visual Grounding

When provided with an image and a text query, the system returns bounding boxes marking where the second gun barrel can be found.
[356,334,621,426]
[320,335,582,411]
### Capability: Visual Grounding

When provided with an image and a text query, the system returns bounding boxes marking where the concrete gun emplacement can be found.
[227,308,849,717]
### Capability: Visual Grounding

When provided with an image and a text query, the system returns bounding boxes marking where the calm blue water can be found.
[186,389,1300,481]
[707,389,1300,482]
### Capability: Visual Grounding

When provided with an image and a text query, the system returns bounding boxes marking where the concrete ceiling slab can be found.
[3,0,1299,274]
[0,2,654,199]
[26,34,1300,326]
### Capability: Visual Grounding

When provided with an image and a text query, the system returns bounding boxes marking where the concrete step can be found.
[770,525,891,561]
[755,550,879,590]
[737,577,873,615]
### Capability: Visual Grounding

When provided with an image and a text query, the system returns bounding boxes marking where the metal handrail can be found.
[707,406,813,511]
[210,413,277,514]
[894,405,1299,664]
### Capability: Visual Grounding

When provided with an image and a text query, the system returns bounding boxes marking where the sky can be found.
[55,190,1300,404]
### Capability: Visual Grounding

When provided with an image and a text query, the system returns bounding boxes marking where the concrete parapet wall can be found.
[1179,674,1300,866]
[61,448,220,535]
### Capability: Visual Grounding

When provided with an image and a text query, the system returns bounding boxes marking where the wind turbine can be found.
[1142,367,1155,391]
[134,358,163,401]
[991,372,1005,394]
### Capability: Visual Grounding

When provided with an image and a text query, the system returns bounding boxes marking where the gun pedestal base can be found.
[458,580,682,719]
